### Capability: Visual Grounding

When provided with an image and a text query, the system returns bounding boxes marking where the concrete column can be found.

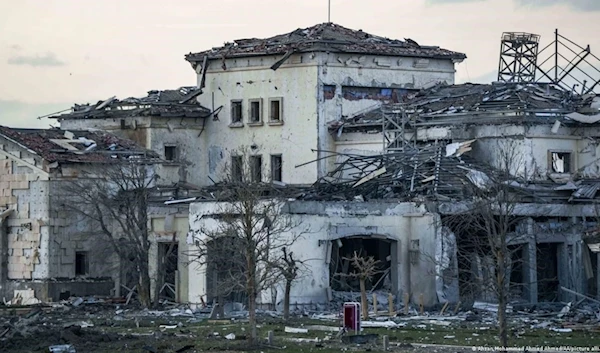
[557,243,569,301]
[522,239,537,303]
[390,241,399,297]
[399,238,411,302]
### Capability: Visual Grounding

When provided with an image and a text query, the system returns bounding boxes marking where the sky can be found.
[1,0,599,128]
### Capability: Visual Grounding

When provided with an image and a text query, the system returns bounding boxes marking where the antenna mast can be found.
[328,0,331,23]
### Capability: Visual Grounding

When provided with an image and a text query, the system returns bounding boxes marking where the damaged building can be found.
[0,126,159,302]
[185,22,466,185]
[41,23,600,311]
[188,80,600,309]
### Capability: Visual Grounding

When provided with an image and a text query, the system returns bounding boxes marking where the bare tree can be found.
[443,140,528,349]
[337,251,381,320]
[58,161,158,308]
[190,154,304,344]
[274,247,305,321]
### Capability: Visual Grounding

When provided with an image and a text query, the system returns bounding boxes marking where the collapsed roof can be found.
[185,22,467,64]
[50,87,212,120]
[332,82,600,132]
[0,126,159,164]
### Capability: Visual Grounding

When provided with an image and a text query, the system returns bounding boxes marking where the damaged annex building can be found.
[0,126,159,302]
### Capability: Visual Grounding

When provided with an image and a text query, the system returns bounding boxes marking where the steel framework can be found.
[497,32,540,83]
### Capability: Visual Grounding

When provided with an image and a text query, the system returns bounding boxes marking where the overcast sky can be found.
[1,0,599,128]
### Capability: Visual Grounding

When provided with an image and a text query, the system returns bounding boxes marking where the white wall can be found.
[197,57,320,185]
[187,200,442,307]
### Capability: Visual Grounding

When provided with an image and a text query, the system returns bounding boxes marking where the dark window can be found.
[75,251,89,276]
[341,86,414,103]
[249,99,262,123]
[231,100,243,123]
[271,155,282,182]
[231,155,243,182]
[323,85,336,100]
[550,151,571,173]
[250,155,262,182]
[164,145,177,161]
[269,98,282,122]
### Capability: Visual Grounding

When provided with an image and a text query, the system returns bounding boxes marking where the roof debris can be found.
[331,82,599,132]
[185,22,466,64]
[50,87,212,120]
[0,126,159,164]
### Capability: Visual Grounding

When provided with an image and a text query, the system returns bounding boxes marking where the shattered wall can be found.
[0,138,116,301]
[197,55,320,185]
[197,52,458,183]
[60,116,207,186]
[187,200,444,308]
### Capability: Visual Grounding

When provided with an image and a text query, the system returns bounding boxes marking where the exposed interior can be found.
[329,236,393,292]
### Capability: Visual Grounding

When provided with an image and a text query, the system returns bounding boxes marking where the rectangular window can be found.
[75,251,89,276]
[231,100,243,124]
[250,155,262,182]
[164,145,177,161]
[549,151,572,173]
[269,98,283,123]
[249,99,262,124]
[231,155,243,182]
[323,85,336,100]
[271,154,282,182]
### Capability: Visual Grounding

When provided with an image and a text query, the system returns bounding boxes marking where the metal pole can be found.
[328,0,331,23]
[555,28,558,83]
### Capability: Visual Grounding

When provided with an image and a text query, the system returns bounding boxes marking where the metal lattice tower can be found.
[497,32,540,83]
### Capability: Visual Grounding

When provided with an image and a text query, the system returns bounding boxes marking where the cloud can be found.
[0,100,70,128]
[515,0,600,11]
[8,44,22,51]
[7,52,66,67]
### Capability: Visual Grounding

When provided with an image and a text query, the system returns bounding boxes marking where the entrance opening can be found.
[508,244,525,300]
[537,243,559,301]
[206,237,247,305]
[329,237,393,292]
[158,243,178,301]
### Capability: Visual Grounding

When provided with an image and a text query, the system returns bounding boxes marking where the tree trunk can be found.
[497,250,508,350]
[359,278,368,320]
[138,268,152,308]
[283,280,291,321]
[247,249,258,345]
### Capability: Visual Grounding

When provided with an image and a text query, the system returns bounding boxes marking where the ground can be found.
[0,303,599,353]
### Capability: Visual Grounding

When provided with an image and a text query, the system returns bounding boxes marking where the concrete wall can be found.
[197,56,320,185]
[198,53,458,183]
[59,116,207,186]
[187,200,442,307]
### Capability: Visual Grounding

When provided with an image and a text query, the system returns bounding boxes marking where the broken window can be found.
[158,243,178,301]
[323,85,336,100]
[329,237,393,292]
[231,155,243,182]
[270,154,282,182]
[249,99,262,123]
[164,145,177,161]
[342,86,414,103]
[75,251,89,276]
[231,100,243,124]
[269,98,283,123]
[549,151,572,173]
[250,155,262,182]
